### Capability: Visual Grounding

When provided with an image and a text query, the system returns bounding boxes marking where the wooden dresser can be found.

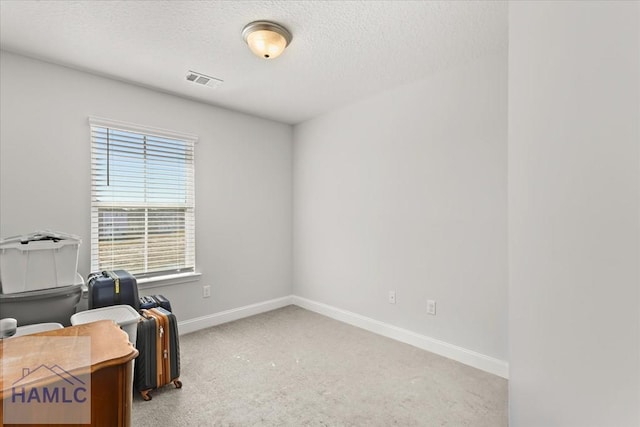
[1,320,139,426]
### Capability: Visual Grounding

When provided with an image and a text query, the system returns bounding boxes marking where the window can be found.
[90,117,196,280]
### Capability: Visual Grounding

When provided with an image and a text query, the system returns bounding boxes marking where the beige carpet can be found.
[131,305,507,426]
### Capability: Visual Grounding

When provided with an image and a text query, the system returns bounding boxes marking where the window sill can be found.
[137,272,201,289]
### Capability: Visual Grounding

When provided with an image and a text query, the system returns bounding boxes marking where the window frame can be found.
[89,116,198,283]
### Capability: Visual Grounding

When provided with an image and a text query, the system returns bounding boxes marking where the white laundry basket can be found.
[14,322,64,337]
[70,305,140,345]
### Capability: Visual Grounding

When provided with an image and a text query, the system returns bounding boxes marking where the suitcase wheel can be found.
[140,390,152,401]
[174,379,183,389]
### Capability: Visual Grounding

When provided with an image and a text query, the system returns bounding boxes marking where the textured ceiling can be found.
[0,1,507,124]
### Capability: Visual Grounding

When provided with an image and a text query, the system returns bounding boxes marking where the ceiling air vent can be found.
[186,70,223,89]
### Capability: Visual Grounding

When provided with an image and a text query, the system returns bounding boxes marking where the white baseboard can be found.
[291,295,509,379]
[178,295,293,335]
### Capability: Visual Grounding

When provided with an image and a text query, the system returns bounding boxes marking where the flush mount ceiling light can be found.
[242,21,292,59]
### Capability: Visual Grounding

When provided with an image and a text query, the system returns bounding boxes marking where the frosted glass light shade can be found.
[246,30,287,59]
[242,21,292,59]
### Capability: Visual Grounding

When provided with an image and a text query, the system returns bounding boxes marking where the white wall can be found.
[0,51,293,321]
[293,53,508,364]
[508,2,639,426]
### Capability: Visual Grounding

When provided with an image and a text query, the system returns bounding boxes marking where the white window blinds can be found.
[90,117,196,279]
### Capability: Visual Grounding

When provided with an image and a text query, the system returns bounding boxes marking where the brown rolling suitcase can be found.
[135,307,182,401]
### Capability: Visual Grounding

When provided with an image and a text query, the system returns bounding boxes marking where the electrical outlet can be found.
[203,285,211,298]
[388,290,396,304]
[427,299,436,315]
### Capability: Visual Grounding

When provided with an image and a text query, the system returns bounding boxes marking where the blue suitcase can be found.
[139,294,173,312]
[88,270,140,311]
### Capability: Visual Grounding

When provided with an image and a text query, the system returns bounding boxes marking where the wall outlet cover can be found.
[427,299,436,315]
[388,291,396,304]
